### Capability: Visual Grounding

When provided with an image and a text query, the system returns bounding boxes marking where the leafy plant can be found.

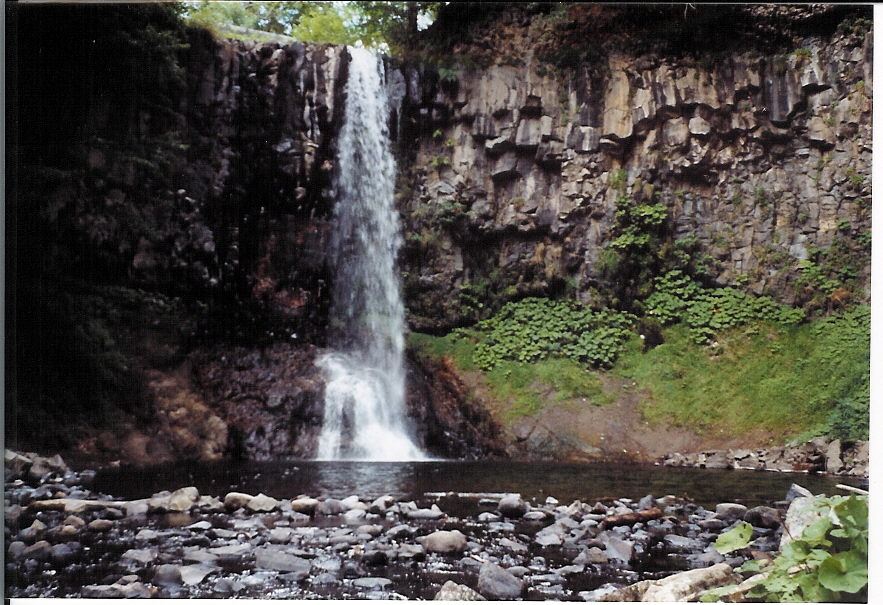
[469,298,636,370]
[705,495,868,602]
[645,270,805,344]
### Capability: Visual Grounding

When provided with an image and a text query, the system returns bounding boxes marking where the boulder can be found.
[224,492,254,510]
[434,580,486,600]
[825,439,843,474]
[744,506,781,529]
[714,503,748,521]
[421,530,467,553]
[780,493,822,550]
[497,494,529,518]
[291,497,320,515]
[477,563,523,600]
[246,493,279,512]
[168,487,200,511]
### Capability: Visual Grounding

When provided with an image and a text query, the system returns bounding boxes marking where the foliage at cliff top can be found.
[179,1,441,50]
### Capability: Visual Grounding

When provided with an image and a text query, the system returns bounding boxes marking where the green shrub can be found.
[470,297,636,370]
[646,270,804,344]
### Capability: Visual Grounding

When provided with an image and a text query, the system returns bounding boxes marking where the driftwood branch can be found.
[599,507,663,529]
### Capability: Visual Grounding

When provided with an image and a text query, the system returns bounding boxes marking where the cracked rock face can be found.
[394,11,871,330]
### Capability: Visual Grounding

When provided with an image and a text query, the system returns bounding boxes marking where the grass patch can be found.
[615,307,870,439]
[407,332,613,421]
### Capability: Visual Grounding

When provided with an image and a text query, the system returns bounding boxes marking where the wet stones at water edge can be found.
[7,456,850,601]
[661,437,869,477]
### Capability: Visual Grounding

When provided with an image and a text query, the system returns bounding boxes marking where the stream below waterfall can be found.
[93,460,867,512]
[7,460,867,600]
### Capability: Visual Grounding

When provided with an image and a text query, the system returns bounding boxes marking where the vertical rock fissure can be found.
[315,47,426,461]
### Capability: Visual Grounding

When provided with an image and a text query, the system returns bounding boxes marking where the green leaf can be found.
[818,550,868,593]
[802,517,833,543]
[714,521,754,554]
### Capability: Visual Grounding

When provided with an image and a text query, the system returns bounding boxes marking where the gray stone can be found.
[781,494,823,550]
[714,503,748,521]
[602,535,633,564]
[317,498,344,515]
[122,548,158,564]
[168,486,200,511]
[497,494,529,518]
[224,491,254,510]
[246,493,279,512]
[744,506,781,529]
[340,495,367,511]
[825,439,843,474]
[786,483,814,502]
[310,572,339,586]
[406,504,445,520]
[254,547,311,573]
[291,497,320,515]
[88,519,114,532]
[421,529,467,553]
[152,564,183,586]
[23,540,51,561]
[269,527,294,544]
[82,582,151,598]
[477,563,523,600]
[386,524,414,539]
[7,541,26,560]
[353,577,392,590]
[434,580,486,600]
[343,508,367,524]
[642,563,742,601]
[180,564,216,586]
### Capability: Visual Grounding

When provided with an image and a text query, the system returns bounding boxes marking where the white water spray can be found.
[315,48,425,461]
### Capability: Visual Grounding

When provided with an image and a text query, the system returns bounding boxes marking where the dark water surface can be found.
[94,460,866,509]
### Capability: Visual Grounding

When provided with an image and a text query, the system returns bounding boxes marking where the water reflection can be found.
[94,460,866,510]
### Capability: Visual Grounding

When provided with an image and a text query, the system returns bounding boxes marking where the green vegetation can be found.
[704,495,868,602]
[615,306,869,439]
[645,269,805,344]
[470,298,636,370]
[179,1,441,50]
[408,331,613,420]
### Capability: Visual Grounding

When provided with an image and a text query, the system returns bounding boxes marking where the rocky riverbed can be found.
[5,449,853,601]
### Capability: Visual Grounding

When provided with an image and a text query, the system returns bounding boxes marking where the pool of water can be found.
[93,460,866,509]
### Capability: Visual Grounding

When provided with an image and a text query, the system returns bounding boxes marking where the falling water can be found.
[315,48,425,461]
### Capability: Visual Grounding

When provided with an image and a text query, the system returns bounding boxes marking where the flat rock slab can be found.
[254,547,311,573]
[180,564,217,586]
[353,577,392,590]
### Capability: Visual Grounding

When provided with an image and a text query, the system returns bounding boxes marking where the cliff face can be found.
[396,5,872,330]
[9,5,872,462]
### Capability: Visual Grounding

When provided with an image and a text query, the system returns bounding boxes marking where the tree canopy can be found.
[178,1,441,51]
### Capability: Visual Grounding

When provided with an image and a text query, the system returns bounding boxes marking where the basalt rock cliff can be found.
[7,4,872,464]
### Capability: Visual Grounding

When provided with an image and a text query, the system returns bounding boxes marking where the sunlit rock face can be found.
[392,5,871,331]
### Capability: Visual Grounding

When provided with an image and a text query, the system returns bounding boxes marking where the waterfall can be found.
[315,48,426,461]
